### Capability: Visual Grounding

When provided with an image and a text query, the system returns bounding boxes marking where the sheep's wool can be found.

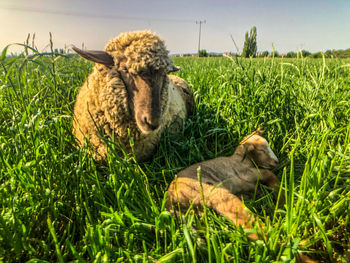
[73,30,194,161]
[105,30,172,74]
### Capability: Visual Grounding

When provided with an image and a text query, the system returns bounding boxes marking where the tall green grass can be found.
[0,45,349,262]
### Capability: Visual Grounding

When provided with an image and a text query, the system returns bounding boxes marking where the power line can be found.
[0,5,195,23]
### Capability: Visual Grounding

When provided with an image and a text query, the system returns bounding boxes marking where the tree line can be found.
[196,26,350,58]
[240,26,350,58]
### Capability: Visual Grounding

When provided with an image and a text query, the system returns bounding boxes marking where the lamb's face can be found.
[241,134,279,168]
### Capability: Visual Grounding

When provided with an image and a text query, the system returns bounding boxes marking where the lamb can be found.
[72,30,195,162]
[166,129,281,231]
[167,130,318,262]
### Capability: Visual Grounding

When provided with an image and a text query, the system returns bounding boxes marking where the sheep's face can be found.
[118,61,169,133]
[238,134,279,169]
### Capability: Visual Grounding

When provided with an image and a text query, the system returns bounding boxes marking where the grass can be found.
[0,44,349,262]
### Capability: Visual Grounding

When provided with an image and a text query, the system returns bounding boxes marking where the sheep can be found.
[72,30,195,162]
[166,129,280,236]
[166,130,318,262]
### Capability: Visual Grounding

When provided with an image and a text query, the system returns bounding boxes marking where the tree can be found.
[261,50,269,57]
[309,52,323,58]
[286,51,297,58]
[325,50,332,58]
[242,32,249,57]
[300,50,311,57]
[272,50,280,57]
[198,49,208,57]
[242,26,257,58]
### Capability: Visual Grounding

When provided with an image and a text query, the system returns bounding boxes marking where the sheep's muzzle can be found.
[124,72,163,134]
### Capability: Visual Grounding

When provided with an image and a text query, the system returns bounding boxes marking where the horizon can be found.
[1,0,350,55]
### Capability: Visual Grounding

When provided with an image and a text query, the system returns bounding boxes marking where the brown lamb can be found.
[167,129,281,232]
[167,130,318,262]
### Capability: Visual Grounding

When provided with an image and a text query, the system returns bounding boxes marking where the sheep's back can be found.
[168,75,195,117]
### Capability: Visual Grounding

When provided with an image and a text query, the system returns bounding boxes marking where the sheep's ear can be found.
[168,65,180,73]
[72,46,114,66]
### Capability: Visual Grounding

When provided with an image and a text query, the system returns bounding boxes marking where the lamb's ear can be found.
[245,144,255,152]
[239,144,254,161]
[235,143,253,159]
[255,127,264,136]
[72,46,114,66]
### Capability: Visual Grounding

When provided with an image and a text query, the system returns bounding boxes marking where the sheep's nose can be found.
[143,116,160,131]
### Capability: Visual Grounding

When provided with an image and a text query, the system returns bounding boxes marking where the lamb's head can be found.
[235,130,279,169]
[73,30,179,134]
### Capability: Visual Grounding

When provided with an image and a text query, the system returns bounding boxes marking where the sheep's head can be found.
[73,30,179,134]
[235,131,279,169]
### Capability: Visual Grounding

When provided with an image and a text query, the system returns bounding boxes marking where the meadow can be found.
[0,46,349,262]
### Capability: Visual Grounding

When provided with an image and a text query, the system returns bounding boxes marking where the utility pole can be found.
[196,20,206,55]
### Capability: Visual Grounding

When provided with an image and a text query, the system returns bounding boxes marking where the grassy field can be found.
[0,46,349,262]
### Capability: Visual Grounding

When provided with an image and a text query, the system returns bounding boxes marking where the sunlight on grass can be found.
[0,44,349,262]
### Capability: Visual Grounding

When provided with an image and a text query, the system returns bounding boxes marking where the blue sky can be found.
[1,0,350,54]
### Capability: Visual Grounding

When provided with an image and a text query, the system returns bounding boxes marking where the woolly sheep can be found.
[72,30,195,161]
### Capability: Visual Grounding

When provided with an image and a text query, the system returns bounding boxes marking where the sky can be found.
[1,0,350,55]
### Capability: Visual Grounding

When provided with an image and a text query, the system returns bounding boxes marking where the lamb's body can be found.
[176,155,277,195]
[167,133,318,262]
[73,31,194,161]
[167,132,281,236]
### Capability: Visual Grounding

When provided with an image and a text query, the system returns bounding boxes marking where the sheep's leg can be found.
[259,169,284,204]
[258,169,279,187]
[167,177,260,239]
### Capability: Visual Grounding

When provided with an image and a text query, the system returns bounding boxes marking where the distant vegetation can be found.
[280,49,350,58]
[177,26,350,59]
[173,49,350,58]
[242,26,257,58]
[198,49,208,57]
